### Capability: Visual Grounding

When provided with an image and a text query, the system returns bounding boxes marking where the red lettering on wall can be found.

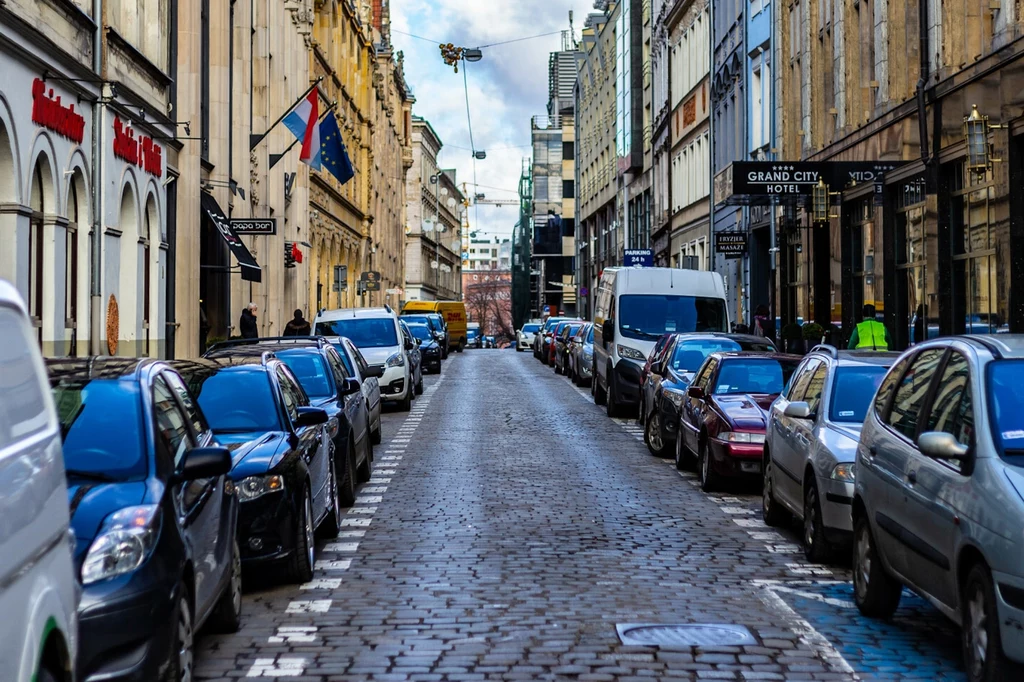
[31,78,86,144]
[113,116,163,178]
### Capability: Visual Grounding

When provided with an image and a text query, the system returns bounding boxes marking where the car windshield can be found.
[523,323,541,333]
[467,329,479,339]
[277,353,333,399]
[315,318,398,348]
[408,324,433,342]
[987,360,1024,465]
[713,358,799,395]
[829,366,889,422]
[619,295,728,340]
[52,380,146,480]
[403,315,433,329]
[564,324,582,338]
[671,339,742,372]
[586,326,594,343]
[178,368,281,433]
[332,345,355,375]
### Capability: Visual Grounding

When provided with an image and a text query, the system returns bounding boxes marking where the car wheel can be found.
[962,563,1023,682]
[762,455,790,526]
[456,342,464,353]
[698,438,718,492]
[336,440,356,509]
[398,392,412,411]
[674,431,692,470]
[285,487,315,584]
[415,375,424,395]
[852,513,902,618]
[645,410,666,457]
[208,540,242,633]
[319,454,343,537]
[606,374,621,417]
[371,413,382,445]
[358,420,374,483]
[594,372,607,405]
[164,592,194,682]
[803,482,834,564]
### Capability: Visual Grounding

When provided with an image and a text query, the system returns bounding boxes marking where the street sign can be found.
[360,271,381,283]
[363,280,381,291]
[715,232,747,259]
[624,249,653,267]
[333,265,348,293]
[230,218,276,235]
[730,161,909,196]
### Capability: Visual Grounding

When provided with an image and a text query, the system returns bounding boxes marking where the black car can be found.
[204,337,374,506]
[640,333,777,458]
[401,313,448,359]
[399,320,425,395]
[171,354,337,584]
[406,322,443,373]
[48,358,240,682]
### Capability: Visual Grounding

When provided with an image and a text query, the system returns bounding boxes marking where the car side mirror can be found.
[602,319,615,341]
[179,447,232,481]
[404,339,415,351]
[918,431,970,460]
[687,385,704,399]
[366,365,385,378]
[341,378,361,396]
[294,406,329,427]
[784,401,813,419]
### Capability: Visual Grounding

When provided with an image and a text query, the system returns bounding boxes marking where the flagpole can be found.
[249,76,324,150]
[269,101,338,169]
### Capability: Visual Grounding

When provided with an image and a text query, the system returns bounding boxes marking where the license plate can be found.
[740,461,760,474]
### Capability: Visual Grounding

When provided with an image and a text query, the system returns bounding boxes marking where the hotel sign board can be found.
[730,161,909,196]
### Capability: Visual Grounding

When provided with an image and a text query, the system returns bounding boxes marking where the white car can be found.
[0,280,78,682]
[314,306,416,411]
[517,322,542,352]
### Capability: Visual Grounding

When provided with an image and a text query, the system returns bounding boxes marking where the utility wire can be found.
[392,29,445,44]
[462,63,480,232]
[393,28,564,50]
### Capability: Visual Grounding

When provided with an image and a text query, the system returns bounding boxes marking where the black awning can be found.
[201,193,262,283]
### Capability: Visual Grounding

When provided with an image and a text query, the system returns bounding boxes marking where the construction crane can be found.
[471,193,518,207]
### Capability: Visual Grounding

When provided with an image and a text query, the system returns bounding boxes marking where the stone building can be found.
[0,0,174,357]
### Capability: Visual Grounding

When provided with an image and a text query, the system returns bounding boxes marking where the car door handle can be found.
[906,470,918,485]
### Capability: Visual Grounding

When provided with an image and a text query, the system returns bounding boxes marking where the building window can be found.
[751,67,763,151]
[849,197,876,319]
[563,179,575,198]
[563,141,575,160]
[896,178,933,346]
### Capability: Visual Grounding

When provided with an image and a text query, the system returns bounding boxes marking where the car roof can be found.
[671,332,773,345]
[46,357,159,383]
[710,351,803,361]
[959,334,1024,359]
[170,355,274,373]
[0,279,26,312]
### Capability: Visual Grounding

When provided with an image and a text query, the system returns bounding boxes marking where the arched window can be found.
[66,179,79,355]
[28,160,49,344]
[118,184,138,354]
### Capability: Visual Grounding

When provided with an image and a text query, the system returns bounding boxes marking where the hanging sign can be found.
[230,219,276,235]
[624,249,654,267]
[715,232,747,259]
[730,161,908,195]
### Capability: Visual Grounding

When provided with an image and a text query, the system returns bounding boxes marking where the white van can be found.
[592,267,730,416]
[0,280,78,682]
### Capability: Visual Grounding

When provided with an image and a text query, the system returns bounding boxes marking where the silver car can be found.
[568,323,594,386]
[762,345,898,562]
[852,336,1024,681]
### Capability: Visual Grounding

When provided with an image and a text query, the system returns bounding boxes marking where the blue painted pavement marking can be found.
[773,581,965,680]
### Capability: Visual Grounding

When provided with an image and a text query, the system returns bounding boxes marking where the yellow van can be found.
[402,301,468,352]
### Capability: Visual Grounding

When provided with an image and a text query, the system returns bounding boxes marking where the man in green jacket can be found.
[848,304,892,350]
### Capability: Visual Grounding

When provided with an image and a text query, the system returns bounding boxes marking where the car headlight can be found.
[237,475,285,502]
[830,462,856,482]
[664,388,686,409]
[81,505,161,585]
[718,431,765,444]
[386,352,405,368]
[617,345,646,361]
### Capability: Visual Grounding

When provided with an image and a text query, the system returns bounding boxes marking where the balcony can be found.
[532,114,562,130]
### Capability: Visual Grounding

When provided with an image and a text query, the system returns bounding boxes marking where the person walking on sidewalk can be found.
[848,304,891,350]
[239,302,259,339]
[284,309,312,336]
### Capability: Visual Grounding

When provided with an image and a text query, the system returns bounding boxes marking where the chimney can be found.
[372,0,383,31]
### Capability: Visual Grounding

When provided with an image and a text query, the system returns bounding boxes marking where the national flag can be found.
[319,111,355,185]
[283,91,321,170]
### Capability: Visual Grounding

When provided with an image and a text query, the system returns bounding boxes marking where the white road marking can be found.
[314,559,352,571]
[361,486,387,494]
[246,657,308,677]
[368,477,392,483]
[720,506,756,515]
[286,600,331,614]
[748,531,786,541]
[341,517,372,527]
[786,563,834,576]
[348,506,377,514]
[268,626,318,644]
[733,518,768,528]
[335,529,366,537]
[765,544,802,554]
[323,542,359,552]
[299,579,342,590]
[357,495,383,503]
[375,469,397,475]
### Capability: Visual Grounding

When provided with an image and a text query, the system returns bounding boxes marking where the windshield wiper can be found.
[65,469,119,482]
[625,328,663,340]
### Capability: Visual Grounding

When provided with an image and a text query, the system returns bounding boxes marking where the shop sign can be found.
[731,161,907,195]
[113,116,163,178]
[32,79,86,144]
[715,232,747,259]
[624,249,653,267]
[230,218,276,235]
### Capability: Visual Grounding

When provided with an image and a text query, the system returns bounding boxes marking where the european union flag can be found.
[319,112,355,185]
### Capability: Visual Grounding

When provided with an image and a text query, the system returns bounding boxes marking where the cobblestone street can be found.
[195,350,963,681]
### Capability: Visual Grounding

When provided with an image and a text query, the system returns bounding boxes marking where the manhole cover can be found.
[615,623,757,647]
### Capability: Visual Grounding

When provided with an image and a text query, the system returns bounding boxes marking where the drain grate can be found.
[615,623,757,647]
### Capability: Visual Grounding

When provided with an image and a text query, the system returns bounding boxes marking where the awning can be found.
[201,193,261,282]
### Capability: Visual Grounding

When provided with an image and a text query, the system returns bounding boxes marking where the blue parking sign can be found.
[624,249,653,267]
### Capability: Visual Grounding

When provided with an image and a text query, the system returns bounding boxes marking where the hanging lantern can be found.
[964,104,990,173]
[812,179,830,224]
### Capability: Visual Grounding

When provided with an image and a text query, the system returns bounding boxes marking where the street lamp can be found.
[812,179,839,225]
[963,104,1004,174]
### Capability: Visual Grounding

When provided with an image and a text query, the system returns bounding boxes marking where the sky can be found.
[390,0,597,241]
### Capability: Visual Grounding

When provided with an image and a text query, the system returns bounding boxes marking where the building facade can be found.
[0,0,174,358]
[405,117,463,301]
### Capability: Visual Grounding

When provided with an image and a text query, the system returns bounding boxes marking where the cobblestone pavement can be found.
[195,350,963,681]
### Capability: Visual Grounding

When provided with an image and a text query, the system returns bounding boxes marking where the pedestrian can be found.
[239,302,259,339]
[752,304,775,343]
[284,309,312,336]
[913,304,926,344]
[848,304,892,350]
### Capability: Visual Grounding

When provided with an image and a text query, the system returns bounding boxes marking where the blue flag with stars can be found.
[319,111,355,185]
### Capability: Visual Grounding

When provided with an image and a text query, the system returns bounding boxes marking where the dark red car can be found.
[548,322,573,365]
[677,352,801,491]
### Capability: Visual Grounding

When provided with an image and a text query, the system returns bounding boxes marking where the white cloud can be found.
[392,0,596,239]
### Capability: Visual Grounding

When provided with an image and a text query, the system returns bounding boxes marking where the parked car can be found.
[204,337,375,507]
[762,345,899,562]
[536,317,572,363]
[851,336,1024,680]
[402,300,467,353]
[401,313,448,359]
[314,306,416,410]
[467,325,481,348]
[427,313,450,358]
[331,336,384,445]
[49,357,240,682]
[172,354,337,585]
[399,320,424,394]
[517,322,542,352]
[642,333,777,459]
[677,352,801,491]
[592,267,730,417]
[568,323,595,386]
[407,321,443,373]
[553,321,585,375]
[0,282,78,682]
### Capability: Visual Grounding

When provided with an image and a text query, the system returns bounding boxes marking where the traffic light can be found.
[284,241,296,268]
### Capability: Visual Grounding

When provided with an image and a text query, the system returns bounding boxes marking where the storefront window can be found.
[850,197,877,318]
[896,178,934,346]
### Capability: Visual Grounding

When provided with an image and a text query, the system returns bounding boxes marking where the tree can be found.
[464,271,514,341]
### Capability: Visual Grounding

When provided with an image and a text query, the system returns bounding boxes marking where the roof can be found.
[316,307,396,321]
[673,332,771,345]
[711,351,803,361]
[834,350,901,366]
[169,356,272,373]
[45,357,156,383]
